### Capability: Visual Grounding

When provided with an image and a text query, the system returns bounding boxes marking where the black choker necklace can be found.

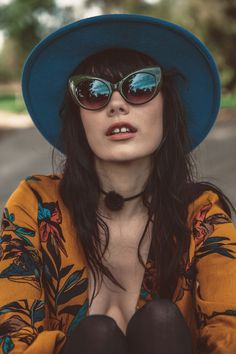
[101,189,144,211]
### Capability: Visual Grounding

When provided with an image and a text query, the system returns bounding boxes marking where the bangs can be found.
[70,48,158,82]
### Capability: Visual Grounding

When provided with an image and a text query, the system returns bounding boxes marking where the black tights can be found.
[60,299,193,354]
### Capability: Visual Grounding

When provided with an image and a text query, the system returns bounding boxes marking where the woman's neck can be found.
[95,156,152,221]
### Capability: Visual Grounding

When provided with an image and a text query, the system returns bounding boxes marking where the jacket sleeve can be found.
[190,190,236,353]
[0,180,66,354]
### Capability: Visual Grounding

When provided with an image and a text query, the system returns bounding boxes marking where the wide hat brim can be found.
[22,13,221,153]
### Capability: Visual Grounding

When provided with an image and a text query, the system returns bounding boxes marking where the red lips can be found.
[106,122,137,136]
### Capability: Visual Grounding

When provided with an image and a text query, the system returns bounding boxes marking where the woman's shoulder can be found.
[24,173,62,190]
[6,173,62,208]
[186,181,234,225]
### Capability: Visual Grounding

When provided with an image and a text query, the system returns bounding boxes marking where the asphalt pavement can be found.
[0,111,235,222]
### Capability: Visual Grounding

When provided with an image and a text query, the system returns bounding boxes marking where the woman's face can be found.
[80,83,164,163]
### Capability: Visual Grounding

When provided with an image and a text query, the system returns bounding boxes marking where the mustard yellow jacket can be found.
[0,175,236,354]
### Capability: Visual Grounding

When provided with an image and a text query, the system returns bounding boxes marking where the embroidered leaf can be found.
[59,270,84,292]
[4,210,14,223]
[0,235,12,243]
[2,336,14,354]
[47,236,61,271]
[196,234,236,259]
[204,236,230,244]
[224,310,236,316]
[0,315,29,336]
[59,265,74,279]
[0,301,24,311]
[197,248,235,259]
[67,299,89,337]
[56,270,88,306]
[15,227,35,238]
[44,274,56,298]
[38,326,44,333]
[58,304,83,316]
[199,243,228,251]
[206,213,231,225]
[30,300,45,325]
[25,176,41,182]
[44,289,56,316]
[42,249,57,280]
[0,302,27,318]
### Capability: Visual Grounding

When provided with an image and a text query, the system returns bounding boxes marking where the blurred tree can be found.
[0,0,75,80]
[177,0,236,93]
[0,39,18,82]
[84,0,236,93]
[84,0,174,19]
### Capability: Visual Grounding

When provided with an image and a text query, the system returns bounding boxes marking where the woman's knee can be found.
[73,314,121,336]
[143,299,183,321]
[61,314,127,354]
[126,299,193,354]
[126,299,186,334]
[136,299,182,320]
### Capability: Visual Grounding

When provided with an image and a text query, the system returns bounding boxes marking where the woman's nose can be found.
[106,91,130,116]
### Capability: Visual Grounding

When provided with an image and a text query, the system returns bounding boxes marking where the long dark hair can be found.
[57,48,235,304]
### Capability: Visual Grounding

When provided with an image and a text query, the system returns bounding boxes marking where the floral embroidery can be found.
[192,202,235,259]
[0,235,42,290]
[30,188,68,257]
[196,303,236,329]
[174,201,234,302]
[0,210,41,289]
[0,300,45,354]
[1,209,35,246]
[1,177,236,352]
[192,201,231,250]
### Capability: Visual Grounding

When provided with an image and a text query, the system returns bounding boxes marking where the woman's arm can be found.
[190,190,236,353]
[0,180,65,354]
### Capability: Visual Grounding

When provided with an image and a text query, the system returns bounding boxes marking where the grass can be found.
[0,92,236,113]
[221,93,236,108]
[0,94,27,113]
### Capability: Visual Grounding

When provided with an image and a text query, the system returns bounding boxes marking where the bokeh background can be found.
[0,0,235,217]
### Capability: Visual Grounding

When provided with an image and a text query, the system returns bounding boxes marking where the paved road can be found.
[0,117,235,221]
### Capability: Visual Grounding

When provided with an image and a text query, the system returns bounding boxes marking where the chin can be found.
[103,153,151,163]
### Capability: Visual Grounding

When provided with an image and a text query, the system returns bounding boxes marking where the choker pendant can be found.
[101,190,144,211]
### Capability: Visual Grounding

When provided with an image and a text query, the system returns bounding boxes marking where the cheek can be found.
[149,117,163,148]
[144,101,163,145]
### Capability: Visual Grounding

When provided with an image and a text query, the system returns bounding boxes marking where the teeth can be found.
[111,127,131,135]
[121,127,130,133]
[113,128,120,134]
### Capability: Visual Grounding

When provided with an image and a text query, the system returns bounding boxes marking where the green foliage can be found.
[0,0,235,93]
[0,0,75,79]
[84,0,236,93]
[174,0,236,93]
[84,0,174,18]
[221,92,236,109]
[0,0,57,53]
[0,94,26,113]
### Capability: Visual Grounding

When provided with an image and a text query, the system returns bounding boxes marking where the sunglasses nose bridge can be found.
[109,82,124,99]
[111,82,119,92]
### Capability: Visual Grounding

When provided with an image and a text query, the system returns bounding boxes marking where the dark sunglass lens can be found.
[76,79,110,109]
[123,73,157,104]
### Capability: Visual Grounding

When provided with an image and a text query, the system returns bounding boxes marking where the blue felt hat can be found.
[22,13,221,153]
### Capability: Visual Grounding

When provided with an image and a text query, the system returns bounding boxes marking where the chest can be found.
[87,216,153,333]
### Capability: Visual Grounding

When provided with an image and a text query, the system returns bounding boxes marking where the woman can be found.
[0,13,236,354]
